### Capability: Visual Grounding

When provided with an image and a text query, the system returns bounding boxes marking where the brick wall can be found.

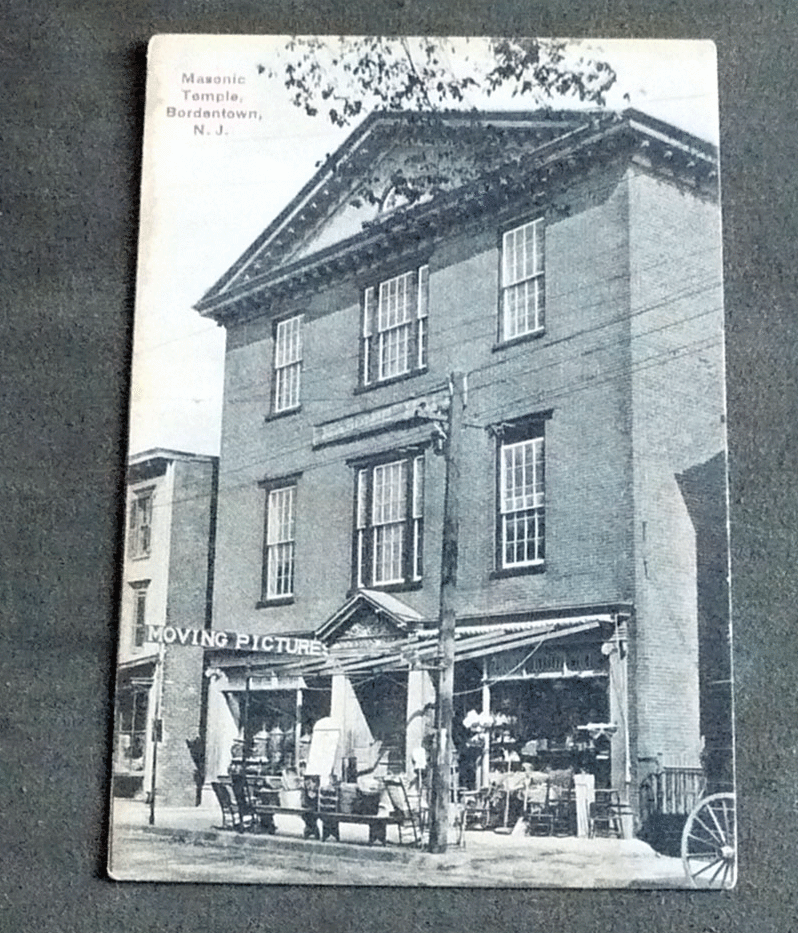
[627,164,725,775]
[158,458,217,806]
[209,148,727,805]
[211,157,726,780]
[453,167,635,616]
[212,160,643,640]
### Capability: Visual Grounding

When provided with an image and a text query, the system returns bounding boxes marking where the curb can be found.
[130,823,467,868]
[114,823,689,887]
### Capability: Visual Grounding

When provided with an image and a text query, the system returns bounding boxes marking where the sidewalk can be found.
[108,798,689,887]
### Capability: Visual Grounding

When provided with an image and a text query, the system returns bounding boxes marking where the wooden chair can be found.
[588,789,627,838]
[525,803,554,835]
[211,781,239,830]
[588,800,622,838]
[523,771,553,835]
[229,772,259,832]
[546,769,575,836]
[460,788,492,831]
[383,778,421,846]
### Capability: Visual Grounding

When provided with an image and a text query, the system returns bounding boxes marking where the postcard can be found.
[109,35,735,888]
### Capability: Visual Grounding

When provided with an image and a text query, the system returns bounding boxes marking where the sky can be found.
[130,36,720,458]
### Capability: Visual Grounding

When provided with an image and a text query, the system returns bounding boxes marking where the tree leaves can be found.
[263,37,616,127]
[260,37,618,210]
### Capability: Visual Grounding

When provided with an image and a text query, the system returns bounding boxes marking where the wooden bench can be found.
[252,803,409,845]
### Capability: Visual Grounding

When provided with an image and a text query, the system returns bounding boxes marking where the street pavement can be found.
[108,798,689,888]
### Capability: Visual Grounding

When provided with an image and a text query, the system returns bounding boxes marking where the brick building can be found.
[114,448,218,806]
[193,109,729,824]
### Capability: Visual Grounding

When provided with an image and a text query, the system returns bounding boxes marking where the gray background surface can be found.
[2,2,795,929]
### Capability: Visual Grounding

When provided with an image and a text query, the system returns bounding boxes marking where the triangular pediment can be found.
[196,110,596,310]
[326,608,402,647]
[196,108,717,320]
[317,588,424,647]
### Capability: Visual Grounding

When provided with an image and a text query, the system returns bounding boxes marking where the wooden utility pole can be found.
[149,639,165,825]
[428,372,465,853]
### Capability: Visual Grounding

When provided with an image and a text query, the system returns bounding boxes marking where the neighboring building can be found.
[114,448,218,807]
[194,109,729,825]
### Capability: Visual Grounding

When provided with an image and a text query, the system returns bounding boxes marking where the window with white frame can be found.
[273,315,303,413]
[501,219,545,341]
[361,266,428,385]
[129,581,149,647]
[497,425,545,570]
[128,490,153,559]
[354,454,424,588]
[262,482,297,600]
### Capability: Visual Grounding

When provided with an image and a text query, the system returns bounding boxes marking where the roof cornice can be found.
[196,109,718,325]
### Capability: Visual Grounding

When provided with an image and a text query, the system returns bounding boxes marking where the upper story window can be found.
[361,266,429,387]
[273,315,303,413]
[501,219,545,342]
[128,489,153,559]
[129,580,150,647]
[262,481,297,602]
[497,422,545,572]
[354,453,424,589]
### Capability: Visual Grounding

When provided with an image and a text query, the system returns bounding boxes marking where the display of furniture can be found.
[229,772,276,833]
[210,780,239,830]
[383,778,421,846]
[588,789,624,838]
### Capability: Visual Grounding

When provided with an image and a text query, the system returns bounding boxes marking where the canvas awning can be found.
[336,614,613,675]
[208,608,619,681]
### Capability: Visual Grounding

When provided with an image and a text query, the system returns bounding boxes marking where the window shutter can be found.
[127,501,137,555]
[533,220,544,277]
[417,265,429,318]
[417,265,429,370]
[362,286,375,385]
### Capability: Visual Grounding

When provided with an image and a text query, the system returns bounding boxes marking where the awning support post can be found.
[481,661,491,788]
[295,686,303,771]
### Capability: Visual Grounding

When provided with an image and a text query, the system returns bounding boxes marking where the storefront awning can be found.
[208,612,619,681]
[453,614,612,636]
[116,653,158,674]
[337,615,612,675]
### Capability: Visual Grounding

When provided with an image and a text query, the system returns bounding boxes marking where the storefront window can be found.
[116,687,149,773]
[228,679,331,776]
[456,660,612,792]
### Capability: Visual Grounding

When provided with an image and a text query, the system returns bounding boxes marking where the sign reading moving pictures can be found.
[146,624,327,655]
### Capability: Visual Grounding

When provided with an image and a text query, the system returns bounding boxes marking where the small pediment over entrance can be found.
[317,589,423,650]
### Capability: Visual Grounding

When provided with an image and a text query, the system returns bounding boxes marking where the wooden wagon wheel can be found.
[681,792,736,889]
